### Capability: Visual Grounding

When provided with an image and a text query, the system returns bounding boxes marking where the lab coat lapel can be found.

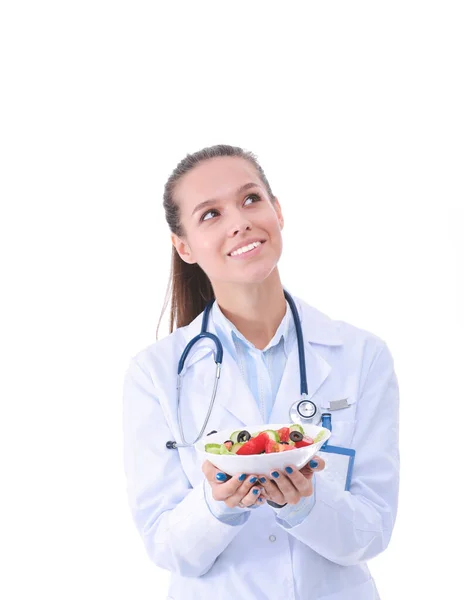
[269,298,343,424]
[215,343,264,426]
[181,310,264,428]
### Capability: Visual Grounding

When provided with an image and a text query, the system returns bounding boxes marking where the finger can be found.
[256,475,285,505]
[202,460,232,480]
[201,460,223,480]
[236,484,265,508]
[281,464,313,497]
[202,462,250,500]
[224,475,260,507]
[269,469,300,505]
[213,472,252,502]
[201,460,233,485]
[308,455,326,472]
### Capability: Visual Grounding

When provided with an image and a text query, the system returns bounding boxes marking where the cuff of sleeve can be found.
[270,475,317,528]
[203,479,251,525]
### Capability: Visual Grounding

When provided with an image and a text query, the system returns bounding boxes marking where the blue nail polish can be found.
[249,476,257,483]
[253,488,259,495]
[285,466,293,474]
[271,471,279,478]
[239,473,247,481]
[216,472,227,482]
[259,477,266,483]
[310,460,318,469]
[258,497,263,502]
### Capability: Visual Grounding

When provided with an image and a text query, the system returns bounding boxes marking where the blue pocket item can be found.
[319,413,356,491]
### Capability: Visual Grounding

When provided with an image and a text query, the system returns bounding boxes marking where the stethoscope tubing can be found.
[167,290,312,450]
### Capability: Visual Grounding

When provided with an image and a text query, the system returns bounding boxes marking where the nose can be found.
[228,212,253,238]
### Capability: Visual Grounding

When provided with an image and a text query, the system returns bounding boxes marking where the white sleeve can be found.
[268,479,317,526]
[123,357,250,577]
[203,478,253,525]
[273,342,400,566]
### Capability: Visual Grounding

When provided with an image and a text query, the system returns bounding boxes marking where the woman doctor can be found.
[123,144,400,600]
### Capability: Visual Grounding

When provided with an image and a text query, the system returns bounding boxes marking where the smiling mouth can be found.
[228,240,266,257]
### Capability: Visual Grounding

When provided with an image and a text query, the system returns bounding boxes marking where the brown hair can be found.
[157,144,276,338]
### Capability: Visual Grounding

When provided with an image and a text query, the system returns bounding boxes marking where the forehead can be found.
[175,156,262,208]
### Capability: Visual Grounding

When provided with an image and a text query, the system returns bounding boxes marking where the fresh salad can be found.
[205,424,325,456]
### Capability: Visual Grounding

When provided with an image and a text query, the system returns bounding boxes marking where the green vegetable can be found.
[289,423,304,434]
[205,443,222,454]
[229,430,243,443]
[205,443,231,455]
[261,429,280,442]
[313,430,325,443]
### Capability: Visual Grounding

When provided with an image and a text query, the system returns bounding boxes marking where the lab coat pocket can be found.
[326,419,356,447]
[318,395,357,447]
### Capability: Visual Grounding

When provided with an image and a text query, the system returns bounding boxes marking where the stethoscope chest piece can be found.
[290,396,322,426]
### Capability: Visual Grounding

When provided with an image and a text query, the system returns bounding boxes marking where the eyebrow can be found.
[191,182,261,217]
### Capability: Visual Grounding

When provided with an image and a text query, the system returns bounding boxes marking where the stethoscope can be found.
[166,290,326,450]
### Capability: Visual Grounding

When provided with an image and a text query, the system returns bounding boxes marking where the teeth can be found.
[230,241,261,256]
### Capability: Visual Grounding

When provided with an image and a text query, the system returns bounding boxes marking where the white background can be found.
[1,1,462,599]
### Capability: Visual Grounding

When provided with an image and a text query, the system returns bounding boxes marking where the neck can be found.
[212,269,287,350]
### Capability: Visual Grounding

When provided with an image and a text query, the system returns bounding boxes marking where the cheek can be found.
[191,234,224,268]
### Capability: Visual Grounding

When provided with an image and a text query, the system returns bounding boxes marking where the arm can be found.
[123,356,252,577]
[273,342,400,566]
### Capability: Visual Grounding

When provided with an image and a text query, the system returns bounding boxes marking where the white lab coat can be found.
[123,295,399,600]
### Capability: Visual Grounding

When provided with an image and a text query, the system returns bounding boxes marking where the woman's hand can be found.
[257,456,326,506]
[202,460,265,508]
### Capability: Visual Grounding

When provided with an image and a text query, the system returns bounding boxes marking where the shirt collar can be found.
[211,299,295,357]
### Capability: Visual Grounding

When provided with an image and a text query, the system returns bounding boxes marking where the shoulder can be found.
[125,310,204,381]
[296,295,391,359]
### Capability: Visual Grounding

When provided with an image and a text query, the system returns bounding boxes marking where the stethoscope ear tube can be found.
[284,291,308,397]
[177,332,223,374]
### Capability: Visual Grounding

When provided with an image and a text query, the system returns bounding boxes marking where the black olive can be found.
[281,441,289,445]
[237,430,251,443]
[206,430,218,436]
[289,431,304,442]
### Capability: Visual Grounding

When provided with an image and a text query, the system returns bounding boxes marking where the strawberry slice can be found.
[294,436,314,448]
[265,437,280,453]
[236,432,269,455]
[276,427,290,443]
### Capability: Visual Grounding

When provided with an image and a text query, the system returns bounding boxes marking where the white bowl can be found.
[194,422,331,476]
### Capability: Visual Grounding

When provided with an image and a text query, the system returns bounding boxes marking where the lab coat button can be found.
[269,535,276,542]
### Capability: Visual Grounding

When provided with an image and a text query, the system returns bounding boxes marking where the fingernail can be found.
[216,472,227,482]
[253,488,259,495]
[271,471,279,478]
[238,473,246,481]
[259,477,266,483]
[310,460,318,469]
[258,497,263,502]
[249,476,257,483]
[285,466,293,474]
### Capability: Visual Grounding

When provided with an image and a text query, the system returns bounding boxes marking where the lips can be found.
[227,239,266,256]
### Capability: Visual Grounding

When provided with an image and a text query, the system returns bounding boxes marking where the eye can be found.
[200,194,261,222]
[244,193,261,205]
[200,208,220,222]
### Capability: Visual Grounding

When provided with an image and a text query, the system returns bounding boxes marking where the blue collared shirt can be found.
[203,299,316,527]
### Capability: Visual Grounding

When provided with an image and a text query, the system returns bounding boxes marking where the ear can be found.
[171,233,197,265]
[273,197,284,230]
